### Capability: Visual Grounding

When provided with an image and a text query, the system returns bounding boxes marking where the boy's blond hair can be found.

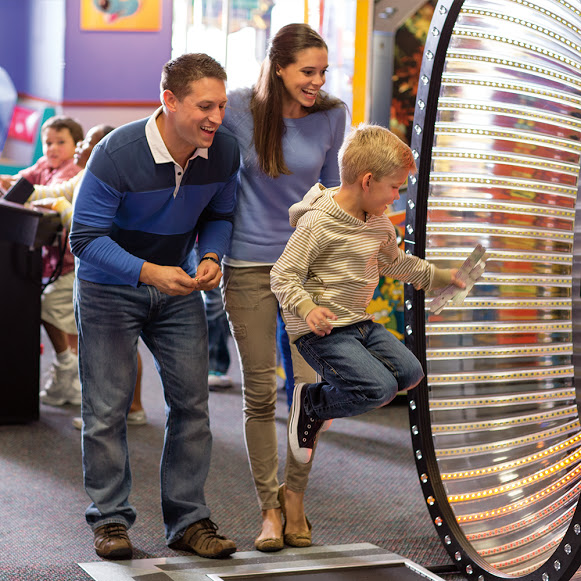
[338,123,417,185]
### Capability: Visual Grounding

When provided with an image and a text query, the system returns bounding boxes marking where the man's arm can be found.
[196,170,237,261]
[70,167,146,286]
[71,169,198,295]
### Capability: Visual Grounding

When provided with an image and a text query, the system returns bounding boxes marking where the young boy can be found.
[0,115,83,191]
[1,115,84,406]
[270,123,464,464]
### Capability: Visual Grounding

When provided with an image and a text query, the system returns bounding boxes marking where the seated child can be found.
[270,123,465,463]
[0,115,83,191]
[2,116,84,406]
[29,124,114,229]
[29,124,148,423]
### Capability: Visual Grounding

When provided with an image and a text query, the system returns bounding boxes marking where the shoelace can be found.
[301,417,324,447]
[191,519,224,549]
[102,523,129,540]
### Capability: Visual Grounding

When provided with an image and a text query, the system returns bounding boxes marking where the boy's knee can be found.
[378,384,399,406]
[401,359,425,391]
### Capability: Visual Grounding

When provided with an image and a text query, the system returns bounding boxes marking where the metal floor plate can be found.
[79,543,446,581]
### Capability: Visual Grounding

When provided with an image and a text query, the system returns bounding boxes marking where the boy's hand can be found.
[432,267,466,290]
[306,307,338,336]
[449,268,466,289]
[428,245,487,314]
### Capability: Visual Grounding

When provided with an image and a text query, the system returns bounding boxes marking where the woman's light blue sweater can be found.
[223,87,347,264]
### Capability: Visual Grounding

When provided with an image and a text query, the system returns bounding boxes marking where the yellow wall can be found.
[352,0,373,124]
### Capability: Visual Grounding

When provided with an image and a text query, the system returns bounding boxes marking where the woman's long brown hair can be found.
[250,23,345,178]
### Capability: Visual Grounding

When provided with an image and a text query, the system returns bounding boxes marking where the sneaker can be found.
[288,383,326,464]
[127,409,147,425]
[73,409,147,430]
[40,360,82,406]
[169,518,236,558]
[93,522,132,560]
[208,372,233,390]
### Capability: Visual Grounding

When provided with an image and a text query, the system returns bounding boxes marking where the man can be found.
[70,54,239,561]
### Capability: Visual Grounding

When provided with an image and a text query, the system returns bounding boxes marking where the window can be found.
[172,0,356,110]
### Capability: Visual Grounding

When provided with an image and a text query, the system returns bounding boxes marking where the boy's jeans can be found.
[295,320,425,421]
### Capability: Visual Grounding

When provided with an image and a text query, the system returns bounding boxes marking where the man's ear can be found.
[162,90,178,113]
[361,172,373,193]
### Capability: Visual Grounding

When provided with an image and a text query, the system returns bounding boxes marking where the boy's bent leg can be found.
[75,280,143,536]
[364,322,424,392]
[296,321,424,421]
[284,341,318,490]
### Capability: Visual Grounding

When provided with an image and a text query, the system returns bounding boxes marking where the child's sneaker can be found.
[40,359,82,406]
[208,371,233,391]
[288,383,326,464]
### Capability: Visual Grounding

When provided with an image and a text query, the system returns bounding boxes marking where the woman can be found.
[222,23,347,552]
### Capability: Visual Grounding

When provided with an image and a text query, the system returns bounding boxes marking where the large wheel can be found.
[405,1,581,579]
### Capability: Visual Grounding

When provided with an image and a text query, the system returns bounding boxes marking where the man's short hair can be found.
[41,115,84,145]
[161,53,227,101]
[339,123,417,185]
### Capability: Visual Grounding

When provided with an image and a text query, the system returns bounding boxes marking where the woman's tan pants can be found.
[222,265,317,510]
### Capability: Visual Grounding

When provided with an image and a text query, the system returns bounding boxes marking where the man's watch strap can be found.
[200,256,221,266]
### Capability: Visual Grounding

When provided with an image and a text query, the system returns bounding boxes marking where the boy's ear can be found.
[361,172,373,193]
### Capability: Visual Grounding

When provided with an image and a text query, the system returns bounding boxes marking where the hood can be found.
[288,183,342,227]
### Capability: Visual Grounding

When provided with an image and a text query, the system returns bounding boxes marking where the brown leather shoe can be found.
[254,531,284,552]
[278,484,312,547]
[93,523,133,560]
[169,518,236,558]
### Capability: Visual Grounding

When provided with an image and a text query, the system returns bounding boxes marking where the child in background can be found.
[270,123,465,464]
[0,115,83,191]
[26,123,148,423]
[1,115,84,406]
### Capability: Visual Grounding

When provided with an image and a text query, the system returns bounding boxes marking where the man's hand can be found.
[139,262,197,296]
[193,256,222,291]
[306,306,338,337]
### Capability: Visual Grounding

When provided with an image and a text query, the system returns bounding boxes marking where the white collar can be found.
[145,107,209,167]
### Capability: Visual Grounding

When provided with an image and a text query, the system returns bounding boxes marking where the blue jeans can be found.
[74,279,211,544]
[295,320,424,420]
[204,286,230,375]
[276,309,294,410]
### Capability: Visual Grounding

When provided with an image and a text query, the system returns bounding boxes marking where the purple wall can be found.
[0,0,172,103]
[63,1,173,103]
[0,0,31,92]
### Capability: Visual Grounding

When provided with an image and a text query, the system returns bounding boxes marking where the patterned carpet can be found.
[0,335,465,581]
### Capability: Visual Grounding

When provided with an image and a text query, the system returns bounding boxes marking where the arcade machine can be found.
[0,70,61,424]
